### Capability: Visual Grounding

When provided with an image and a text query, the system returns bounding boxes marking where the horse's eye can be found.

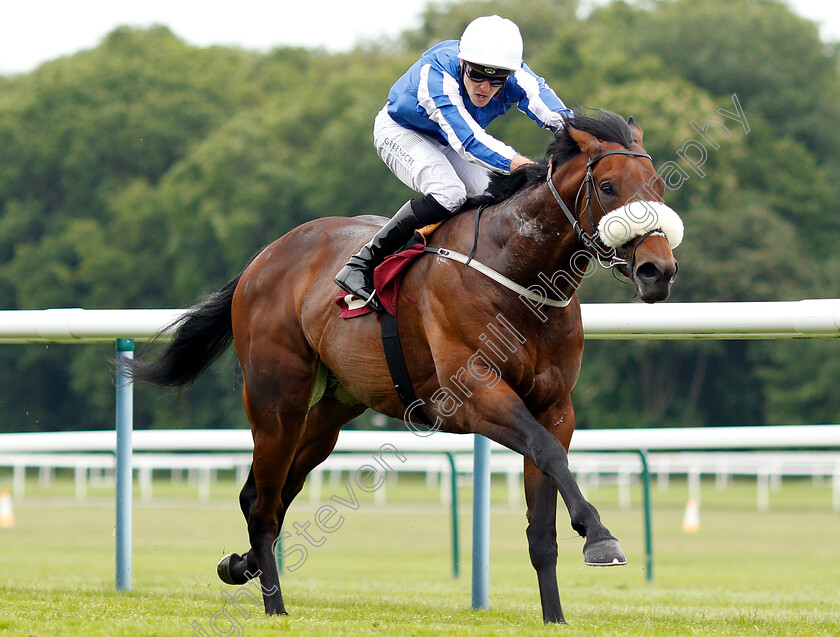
[599,181,616,196]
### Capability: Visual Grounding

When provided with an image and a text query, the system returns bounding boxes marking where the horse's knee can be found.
[248,503,277,530]
[568,500,605,538]
[239,479,256,519]
[239,490,251,518]
[526,522,558,569]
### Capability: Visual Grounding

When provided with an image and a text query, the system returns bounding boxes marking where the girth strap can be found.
[380,311,435,430]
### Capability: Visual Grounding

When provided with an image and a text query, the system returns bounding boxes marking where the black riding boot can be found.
[334,195,449,313]
[334,201,419,314]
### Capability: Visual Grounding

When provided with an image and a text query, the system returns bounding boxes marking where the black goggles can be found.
[463,63,511,87]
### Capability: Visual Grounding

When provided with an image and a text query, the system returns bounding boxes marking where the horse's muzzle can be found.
[634,257,678,303]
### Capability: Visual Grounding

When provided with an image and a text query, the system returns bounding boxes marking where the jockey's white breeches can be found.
[373,106,491,212]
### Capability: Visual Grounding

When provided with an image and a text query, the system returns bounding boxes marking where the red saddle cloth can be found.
[334,244,427,319]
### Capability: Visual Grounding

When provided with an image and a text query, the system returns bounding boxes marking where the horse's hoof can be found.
[217,554,238,585]
[584,538,627,566]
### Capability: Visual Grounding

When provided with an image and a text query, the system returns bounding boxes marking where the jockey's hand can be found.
[510,154,535,172]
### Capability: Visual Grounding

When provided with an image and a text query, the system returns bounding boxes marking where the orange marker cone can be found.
[682,497,699,533]
[0,490,14,528]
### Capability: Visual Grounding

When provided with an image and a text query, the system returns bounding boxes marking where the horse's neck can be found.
[469,181,588,300]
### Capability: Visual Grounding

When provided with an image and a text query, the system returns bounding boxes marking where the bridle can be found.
[546,149,656,273]
[420,147,672,310]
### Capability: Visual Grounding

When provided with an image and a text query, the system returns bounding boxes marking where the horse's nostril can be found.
[635,262,662,283]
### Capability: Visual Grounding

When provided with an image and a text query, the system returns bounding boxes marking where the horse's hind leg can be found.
[239,364,316,616]
[274,396,367,562]
[280,396,366,512]
[220,395,366,584]
[217,468,260,585]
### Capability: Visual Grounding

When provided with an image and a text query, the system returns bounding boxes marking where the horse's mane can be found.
[467,109,634,208]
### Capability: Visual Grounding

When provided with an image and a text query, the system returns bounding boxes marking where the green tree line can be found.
[1,0,838,433]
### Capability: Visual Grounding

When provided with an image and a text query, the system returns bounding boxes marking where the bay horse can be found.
[129,110,681,624]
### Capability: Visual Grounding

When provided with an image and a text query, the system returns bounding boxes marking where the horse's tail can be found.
[128,273,241,388]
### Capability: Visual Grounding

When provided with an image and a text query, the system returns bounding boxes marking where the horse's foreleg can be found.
[524,456,563,624]
[521,423,624,565]
[523,399,586,624]
[469,387,625,566]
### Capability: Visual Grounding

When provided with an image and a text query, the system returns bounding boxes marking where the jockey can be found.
[334,15,574,313]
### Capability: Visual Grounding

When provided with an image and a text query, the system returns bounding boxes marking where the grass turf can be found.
[0,474,838,636]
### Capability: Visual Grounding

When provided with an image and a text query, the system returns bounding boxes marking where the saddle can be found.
[334,221,443,319]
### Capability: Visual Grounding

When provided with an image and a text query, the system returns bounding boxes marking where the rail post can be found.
[637,449,654,582]
[115,338,134,591]
[445,451,460,578]
[471,434,490,610]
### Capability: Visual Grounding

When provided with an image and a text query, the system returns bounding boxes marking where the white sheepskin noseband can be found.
[596,201,684,249]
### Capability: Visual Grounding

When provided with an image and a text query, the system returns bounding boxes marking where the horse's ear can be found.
[628,117,644,146]
[569,126,604,156]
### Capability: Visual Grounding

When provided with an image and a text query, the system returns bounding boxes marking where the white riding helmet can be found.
[458,15,523,72]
